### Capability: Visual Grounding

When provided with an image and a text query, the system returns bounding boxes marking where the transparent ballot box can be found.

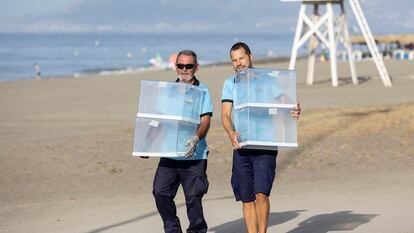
[234,68,298,149]
[138,80,204,124]
[132,80,205,157]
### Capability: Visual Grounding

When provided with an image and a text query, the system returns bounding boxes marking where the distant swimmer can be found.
[34,63,41,80]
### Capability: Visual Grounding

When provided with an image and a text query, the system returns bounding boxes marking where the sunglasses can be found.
[176,63,195,70]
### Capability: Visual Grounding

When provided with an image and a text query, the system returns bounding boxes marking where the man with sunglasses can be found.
[152,50,213,233]
[221,42,301,233]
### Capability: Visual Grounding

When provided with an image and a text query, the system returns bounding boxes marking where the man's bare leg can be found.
[243,201,258,233]
[256,193,270,233]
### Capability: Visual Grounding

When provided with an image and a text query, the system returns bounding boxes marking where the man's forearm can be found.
[221,102,235,137]
[222,115,234,137]
[196,116,210,139]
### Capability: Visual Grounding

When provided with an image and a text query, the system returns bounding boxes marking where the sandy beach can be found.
[0,58,413,233]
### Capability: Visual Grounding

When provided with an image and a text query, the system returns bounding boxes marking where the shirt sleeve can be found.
[221,77,234,103]
[201,86,213,117]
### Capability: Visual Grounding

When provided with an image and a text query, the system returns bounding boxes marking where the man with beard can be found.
[152,50,213,233]
[221,42,301,233]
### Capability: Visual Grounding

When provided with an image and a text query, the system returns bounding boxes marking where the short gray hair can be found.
[176,50,198,64]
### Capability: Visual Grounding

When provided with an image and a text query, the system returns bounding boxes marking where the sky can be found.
[0,0,413,34]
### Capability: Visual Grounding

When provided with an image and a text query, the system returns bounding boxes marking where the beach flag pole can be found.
[283,0,392,87]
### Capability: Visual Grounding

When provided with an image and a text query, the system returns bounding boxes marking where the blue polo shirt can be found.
[157,77,213,160]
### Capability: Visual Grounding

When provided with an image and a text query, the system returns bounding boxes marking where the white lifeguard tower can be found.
[282,0,392,87]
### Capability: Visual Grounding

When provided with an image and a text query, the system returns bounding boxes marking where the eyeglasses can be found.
[176,63,195,70]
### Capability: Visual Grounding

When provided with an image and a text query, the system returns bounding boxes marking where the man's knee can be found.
[153,188,172,201]
[152,189,160,198]
[255,192,269,202]
[242,200,256,209]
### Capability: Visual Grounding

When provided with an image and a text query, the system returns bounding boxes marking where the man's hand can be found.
[185,135,199,158]
[290,102,301,120]
[230,131,241,150]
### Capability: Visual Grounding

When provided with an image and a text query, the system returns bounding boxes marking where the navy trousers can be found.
[153,158,209,233]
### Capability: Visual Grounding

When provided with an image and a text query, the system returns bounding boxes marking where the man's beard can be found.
[235,66,247,72]
[178,75,193,82]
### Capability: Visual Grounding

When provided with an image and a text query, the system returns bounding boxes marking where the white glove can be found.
[185,135,199,158]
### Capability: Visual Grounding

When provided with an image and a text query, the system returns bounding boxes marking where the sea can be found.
[0,32,294,82]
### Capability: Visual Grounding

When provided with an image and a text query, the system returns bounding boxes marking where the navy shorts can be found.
[231,149,277,202]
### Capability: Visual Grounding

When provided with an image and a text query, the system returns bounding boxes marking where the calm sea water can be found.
[0,32,294,81]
